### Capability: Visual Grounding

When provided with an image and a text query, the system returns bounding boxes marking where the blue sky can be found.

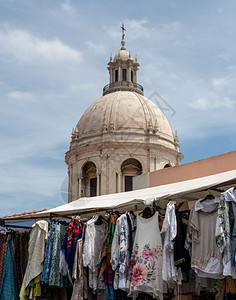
[0,0,236,216]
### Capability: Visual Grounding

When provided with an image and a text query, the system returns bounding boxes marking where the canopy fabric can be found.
[2,169,236,222]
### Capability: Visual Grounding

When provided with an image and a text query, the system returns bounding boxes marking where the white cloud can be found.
[107,19,183,41]
[0,25,82,63]
[85,41,106,55]
[211,70,236,90]
[213,53,230,63]
[189,93,234,110]
[0,162,64,196]
[189,96,211,110]
[61,0,75,14]
[212,77,228,89]
[7,91,37,103]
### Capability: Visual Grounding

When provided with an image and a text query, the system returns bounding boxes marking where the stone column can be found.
[134,70,137,83]
[78,177,82,198]
[71,162,78,201]
[147,148,150,172]
[117,171,122,193]
[96,173,100,196]
[68,167,71,202]
[127,66,131,82]
[109,69,112,83]
[118,66,122,81]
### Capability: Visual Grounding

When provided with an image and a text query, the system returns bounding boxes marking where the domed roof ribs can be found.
[134,92,149,130]
[141,94,156,132]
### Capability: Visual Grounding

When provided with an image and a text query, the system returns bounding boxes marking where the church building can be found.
[65,26,183,202]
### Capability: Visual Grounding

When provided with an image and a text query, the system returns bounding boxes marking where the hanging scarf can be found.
[60,219,83,282]
[97,212,119,289]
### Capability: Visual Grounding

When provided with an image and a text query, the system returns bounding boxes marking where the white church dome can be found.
[66,26,183,202]
[75,91,176,150]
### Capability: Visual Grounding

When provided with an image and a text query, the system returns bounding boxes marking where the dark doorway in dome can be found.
[125,176,133,192]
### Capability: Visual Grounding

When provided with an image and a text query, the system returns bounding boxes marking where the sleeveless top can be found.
[129,211,165,299]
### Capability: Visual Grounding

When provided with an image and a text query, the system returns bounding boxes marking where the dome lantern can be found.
[103,24,144,96]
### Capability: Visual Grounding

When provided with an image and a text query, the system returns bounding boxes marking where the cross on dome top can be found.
[120,23,126,40]
[120,23,126,50]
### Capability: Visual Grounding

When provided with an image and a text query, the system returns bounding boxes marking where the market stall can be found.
[0,169,236,300]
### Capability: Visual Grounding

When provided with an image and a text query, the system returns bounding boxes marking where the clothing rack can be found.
[49,212,72,221]
[206,187,225,193]
[0,222,31,229]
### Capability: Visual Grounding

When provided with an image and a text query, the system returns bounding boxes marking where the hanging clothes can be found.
[71,238,85,300]
[161,202,182,285]
[0,233,8,289]
[83,217,107,291]
[129,211,166,299]
[24,221,48,288]
[41,222,56,284]
[188,199,223,279]
[14,231,30,294]
[97,212,120,300]
[0,236,18,300]
[174,207,191,274]
[60,219,83,283]
[48,223,70,287]
[111,213,132,291]
[216,188,236,278]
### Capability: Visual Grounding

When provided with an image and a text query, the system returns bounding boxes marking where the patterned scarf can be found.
[61,219,83,280]
[97,212,119,286]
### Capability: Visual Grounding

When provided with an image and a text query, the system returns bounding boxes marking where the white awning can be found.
[2,169,236,222]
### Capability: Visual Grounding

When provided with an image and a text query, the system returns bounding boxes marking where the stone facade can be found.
[65,36,183,202]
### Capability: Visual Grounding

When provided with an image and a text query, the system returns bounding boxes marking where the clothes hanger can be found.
[127,210,136,218]
[168,200,176,205]
[88,213,99,224]
[95,215,108,225]
[139,207,153,218]
[200,194,215,202]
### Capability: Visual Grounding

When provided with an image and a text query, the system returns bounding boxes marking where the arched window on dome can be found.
[81,161,97,197]
[120,158,142,192]
[164,164,171,168]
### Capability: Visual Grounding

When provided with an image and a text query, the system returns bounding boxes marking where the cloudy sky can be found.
[0,0,236,216]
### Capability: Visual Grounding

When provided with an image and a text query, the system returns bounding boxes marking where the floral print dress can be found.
[129,212,165,299]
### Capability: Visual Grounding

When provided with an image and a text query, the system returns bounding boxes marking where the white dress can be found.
[129,212,165,299]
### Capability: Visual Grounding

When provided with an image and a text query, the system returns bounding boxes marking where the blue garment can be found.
[105,285,116,300]
[60,219,83,283]
[49,224,70,287]
[41,222,56,284]
[0,239,18,300]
